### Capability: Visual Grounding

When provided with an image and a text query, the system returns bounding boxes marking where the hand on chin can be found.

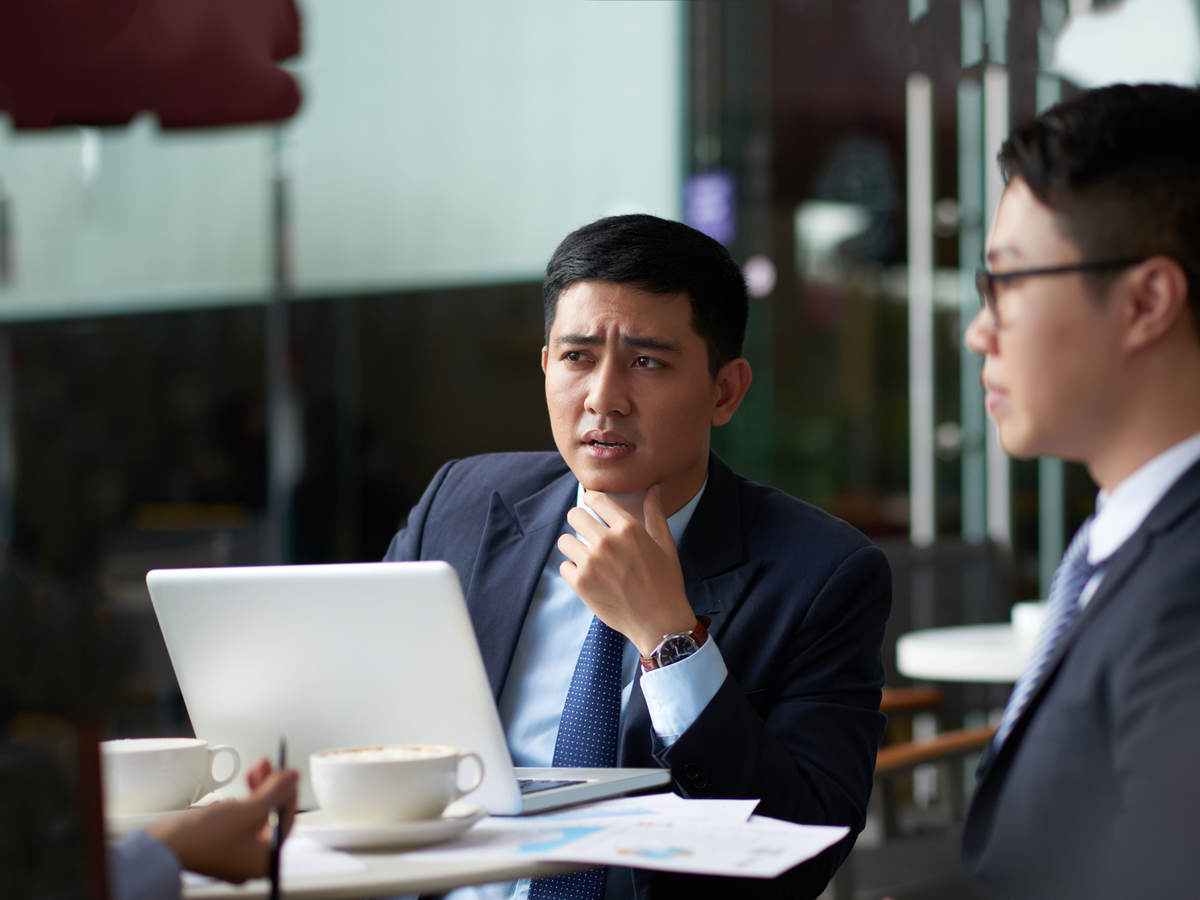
[586,490,648,524]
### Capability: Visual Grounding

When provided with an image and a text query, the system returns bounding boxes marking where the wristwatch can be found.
[640,616,711,671]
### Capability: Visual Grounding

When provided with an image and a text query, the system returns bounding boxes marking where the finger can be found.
[565,506,608,546]
[557,531,589,565]
[245,757,272,791]
[241,767,300,825]
[259,767,300,810]
[582,490,632,527]
[256,767,301,839]
[558,557,587,598]
[642,484,675,549]
[277,767,300,837]
[282,783,299,836]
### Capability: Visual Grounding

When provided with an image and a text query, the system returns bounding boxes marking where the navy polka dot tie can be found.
[528,614,626,900]
[993,517,1101,749]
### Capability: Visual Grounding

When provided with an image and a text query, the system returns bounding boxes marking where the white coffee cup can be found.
[101,738,241,816]
[310,744,485,825]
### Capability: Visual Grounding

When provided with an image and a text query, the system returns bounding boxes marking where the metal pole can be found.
[265,129,296,564]
[0,177,12,555]
[958,76,987,545]
[907,73,935,548]
[1035,0,1070,596]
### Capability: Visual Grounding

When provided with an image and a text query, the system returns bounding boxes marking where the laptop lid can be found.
[146,561,668,815]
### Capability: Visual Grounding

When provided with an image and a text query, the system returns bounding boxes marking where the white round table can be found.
[896,623,1031,683]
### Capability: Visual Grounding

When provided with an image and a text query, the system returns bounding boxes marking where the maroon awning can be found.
[0,0,302,129]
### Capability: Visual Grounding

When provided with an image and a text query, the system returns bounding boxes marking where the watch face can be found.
[655,634,699,667]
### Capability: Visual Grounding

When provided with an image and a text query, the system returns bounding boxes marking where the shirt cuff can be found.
[108,830,182,900]
[638,635,727,745]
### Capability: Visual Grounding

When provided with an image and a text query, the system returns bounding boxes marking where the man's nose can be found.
[964,307,995,356]
[584,358,631,416]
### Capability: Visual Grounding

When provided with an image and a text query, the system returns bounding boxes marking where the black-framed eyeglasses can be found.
[975,257,1146,317]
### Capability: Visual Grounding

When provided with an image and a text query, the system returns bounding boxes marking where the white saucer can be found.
[295,802,485,851]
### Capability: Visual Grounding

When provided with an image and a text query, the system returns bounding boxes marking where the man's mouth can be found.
[581,430,635,454]
[981,377,1008,414]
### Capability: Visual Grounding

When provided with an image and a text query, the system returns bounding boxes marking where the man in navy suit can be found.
[386,214,890,899]
[962,83,1200,898]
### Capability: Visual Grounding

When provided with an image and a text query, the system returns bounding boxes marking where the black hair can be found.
[998,83,1200,330]
[542,214,748,376]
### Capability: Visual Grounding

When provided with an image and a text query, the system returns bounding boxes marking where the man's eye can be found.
[632,356,663,369]
[563,350,587,363]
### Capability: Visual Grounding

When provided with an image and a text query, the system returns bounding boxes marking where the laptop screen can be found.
[147,561,524,813]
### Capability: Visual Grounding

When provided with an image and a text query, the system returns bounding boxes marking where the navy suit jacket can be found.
[385,450,890,899]
[963,457,1200,899]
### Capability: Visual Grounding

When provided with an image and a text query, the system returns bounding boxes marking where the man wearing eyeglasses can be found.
[961,83,1200,899]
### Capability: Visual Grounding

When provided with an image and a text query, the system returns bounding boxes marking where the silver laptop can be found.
[146,560,670,814]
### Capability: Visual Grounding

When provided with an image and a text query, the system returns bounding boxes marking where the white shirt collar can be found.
[1089,431,1200,564]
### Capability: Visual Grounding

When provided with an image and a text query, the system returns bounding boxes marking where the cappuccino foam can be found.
[319,744,454,764]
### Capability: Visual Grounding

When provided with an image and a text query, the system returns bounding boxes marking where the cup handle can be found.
[453,751,485,800]
[203,744,242,794]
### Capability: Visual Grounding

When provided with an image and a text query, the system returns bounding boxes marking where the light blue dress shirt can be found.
[449,480,729,900]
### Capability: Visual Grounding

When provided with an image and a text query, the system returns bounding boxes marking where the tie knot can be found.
[1047,515,1103,614]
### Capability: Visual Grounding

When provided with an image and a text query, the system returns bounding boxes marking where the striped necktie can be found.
[993,517,1100,749]
[528,614,626,900]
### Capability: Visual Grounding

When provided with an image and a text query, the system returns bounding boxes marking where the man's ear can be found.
[1123,256,1190,352]
[541,346,549,374]
[711,358,753,427]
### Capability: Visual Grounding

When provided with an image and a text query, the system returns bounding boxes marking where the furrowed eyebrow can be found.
[554,333,604,347]
[553,333,682,353]
[623,335,681,353]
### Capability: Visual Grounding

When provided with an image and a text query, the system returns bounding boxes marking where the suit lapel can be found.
[1072,456,1200,625]
[464,469,575,701]
[974,537,1145,779]
[676,453,756,629]
[977,457,1200,781]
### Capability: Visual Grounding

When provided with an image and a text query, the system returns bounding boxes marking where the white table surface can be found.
[184,853,583,899]
[895,623,1031,683]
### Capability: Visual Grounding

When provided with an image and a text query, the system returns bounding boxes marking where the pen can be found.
[269,737,286,900]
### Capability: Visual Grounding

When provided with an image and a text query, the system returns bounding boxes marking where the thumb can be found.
[264,767,300,805]
[643,485,675,549]
[246,767,300,832]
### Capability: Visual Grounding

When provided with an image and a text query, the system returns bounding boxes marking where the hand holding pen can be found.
[146,752,299,885]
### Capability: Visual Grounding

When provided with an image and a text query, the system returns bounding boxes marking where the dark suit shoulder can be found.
[385,451,569,564]
[437,452,568,496]
[684,456,887,604]
[733,471,878,559]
